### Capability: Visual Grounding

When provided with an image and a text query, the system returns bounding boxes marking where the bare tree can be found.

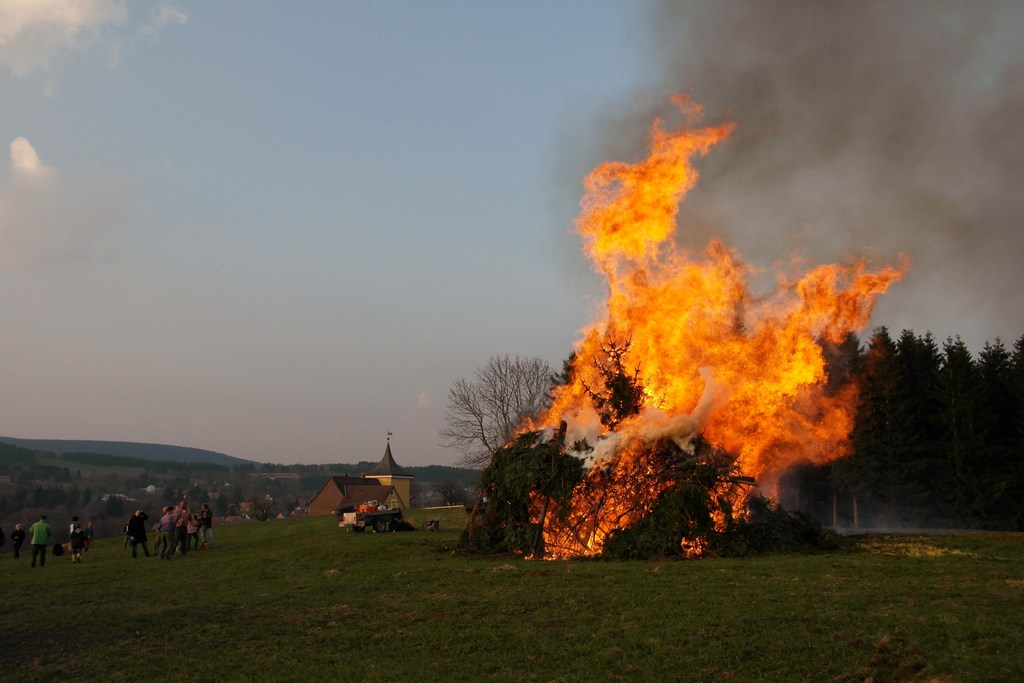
[440,354,554,468]
[431,479,468,507]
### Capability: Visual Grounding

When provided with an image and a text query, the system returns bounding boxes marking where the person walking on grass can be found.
[199,503,215,549]
[11,523,26,559]
[29,514,53,568]
[170,500,195,557]
[126,509,151,558]
[159,506,177,560]
[69,524,85,564]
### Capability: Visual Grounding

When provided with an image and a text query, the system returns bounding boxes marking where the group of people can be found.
[67,516,93,563]
[3,502,215,566]
[1,515,96,567]
[124,500,215,559]
[0,515,52,567]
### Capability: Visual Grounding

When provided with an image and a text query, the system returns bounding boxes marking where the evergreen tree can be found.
[891,330,945,523]
[829,329,1022,531]
[800,332,863,521]
[581,336,646,429]
[462,430,584,557]
[1004,336,1024,528]
[822,332,863,394]
[938,337,986,523]
[105,495,125,518]
[1011,336,1024,449]
[976,339,1019,527]
[840,328,898,526]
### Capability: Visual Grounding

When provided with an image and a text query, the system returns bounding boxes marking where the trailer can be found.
[338,503,403,533]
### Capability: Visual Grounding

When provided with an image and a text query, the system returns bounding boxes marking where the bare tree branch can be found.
[439,354,554,468]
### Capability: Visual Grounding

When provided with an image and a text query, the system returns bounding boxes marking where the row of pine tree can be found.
[785,329,1024,531]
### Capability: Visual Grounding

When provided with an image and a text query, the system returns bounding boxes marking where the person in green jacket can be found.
[29,515,53,568]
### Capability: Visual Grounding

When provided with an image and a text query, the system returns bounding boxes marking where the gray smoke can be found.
[574,1,1024,350]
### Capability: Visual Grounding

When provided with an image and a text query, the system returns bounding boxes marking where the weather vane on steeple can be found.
[387,430,393,442]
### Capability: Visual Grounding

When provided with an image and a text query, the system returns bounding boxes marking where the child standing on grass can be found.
[70,524,85,564]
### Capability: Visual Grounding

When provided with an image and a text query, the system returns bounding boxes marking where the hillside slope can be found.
[0,436,254,467]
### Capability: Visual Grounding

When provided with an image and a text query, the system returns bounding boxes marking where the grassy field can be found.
[1,509,1020,682]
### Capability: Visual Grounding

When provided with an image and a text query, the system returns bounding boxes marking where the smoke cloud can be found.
[587,1,1024,348]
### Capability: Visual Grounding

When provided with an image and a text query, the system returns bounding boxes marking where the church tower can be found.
[364,436,414,508]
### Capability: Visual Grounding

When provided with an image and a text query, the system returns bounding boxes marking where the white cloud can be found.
[0,137,125,266]
[0,0,128,76]
[9,137,55,181]
[139,4,189,39]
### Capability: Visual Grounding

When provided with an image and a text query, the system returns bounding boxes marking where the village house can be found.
[307,439,414,515]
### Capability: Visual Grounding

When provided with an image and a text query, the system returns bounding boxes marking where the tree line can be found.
[787,329,1024,531]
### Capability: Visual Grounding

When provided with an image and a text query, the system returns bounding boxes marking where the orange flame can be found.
[535,98,904,557]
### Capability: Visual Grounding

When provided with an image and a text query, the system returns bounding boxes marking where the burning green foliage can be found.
[462,341,838,560]
[460,430,585,556]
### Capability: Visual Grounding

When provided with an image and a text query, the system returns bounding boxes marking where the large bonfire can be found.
[467,97,904,559]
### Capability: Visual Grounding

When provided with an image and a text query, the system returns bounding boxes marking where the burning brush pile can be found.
[463,98,904,559]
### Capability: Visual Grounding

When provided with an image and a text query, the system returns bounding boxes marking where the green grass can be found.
[2,509,1021,682]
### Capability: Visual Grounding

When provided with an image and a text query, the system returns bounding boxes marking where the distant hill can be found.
[0,437,255,468]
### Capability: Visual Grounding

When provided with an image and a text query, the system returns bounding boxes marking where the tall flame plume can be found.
[532,97,904,557]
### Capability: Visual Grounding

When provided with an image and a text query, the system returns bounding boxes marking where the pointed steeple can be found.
[365,436,412,479]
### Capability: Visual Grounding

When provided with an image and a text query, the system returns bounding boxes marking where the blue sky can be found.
[1,2,1021,466]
